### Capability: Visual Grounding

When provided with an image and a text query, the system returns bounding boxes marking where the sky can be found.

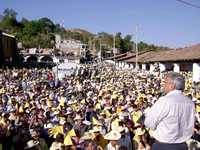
[0,0,200,48]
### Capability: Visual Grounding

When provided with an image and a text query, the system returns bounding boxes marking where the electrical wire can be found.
[175,0,200,9]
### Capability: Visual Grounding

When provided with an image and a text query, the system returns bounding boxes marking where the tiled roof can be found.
[125,44,200,63]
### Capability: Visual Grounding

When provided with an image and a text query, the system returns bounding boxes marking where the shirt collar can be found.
[166,90,182,96]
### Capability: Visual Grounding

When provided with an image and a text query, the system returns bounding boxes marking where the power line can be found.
[175,0,200,9]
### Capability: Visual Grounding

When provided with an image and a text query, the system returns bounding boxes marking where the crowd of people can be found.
[0,64,200,150]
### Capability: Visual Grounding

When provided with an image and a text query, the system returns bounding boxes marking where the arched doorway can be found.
[40,56,53,62]
[26,55,38,62]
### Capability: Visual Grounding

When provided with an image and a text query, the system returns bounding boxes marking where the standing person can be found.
[104,130,121,150]
[144,72,195,150]
[50,133,64,150]
[30,129,48,150]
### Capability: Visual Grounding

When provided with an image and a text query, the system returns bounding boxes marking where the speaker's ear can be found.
[169,81,176,91]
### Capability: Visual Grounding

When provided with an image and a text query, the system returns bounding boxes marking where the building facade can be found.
[55,34,87,57]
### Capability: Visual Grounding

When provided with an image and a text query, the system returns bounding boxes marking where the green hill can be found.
[0,8,169,53]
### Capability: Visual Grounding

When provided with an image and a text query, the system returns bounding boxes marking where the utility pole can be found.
[53,54,59,81]
[113,33,116,64]
[135,26,138,70]
[99,38,102,62]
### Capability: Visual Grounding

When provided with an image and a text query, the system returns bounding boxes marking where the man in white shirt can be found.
[144,72,195,150]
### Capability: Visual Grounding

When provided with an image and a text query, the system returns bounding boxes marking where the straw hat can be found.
[59,119,66,125]
[65,107,73,115]
[83,120,91,126]
[67,100,76,105]
[104,130,121,141]
[89,126,101,133]
[104,106,111,110]
[113,126,125,133]
[74,115,83,121]
[65,110,72,115]
[53,110,60,115]
[80,132,94,140]
[121,106,127,111]
[50,142,63,150]
[25,140,39,149]
[92,117,103,126]
[119,112,129,118]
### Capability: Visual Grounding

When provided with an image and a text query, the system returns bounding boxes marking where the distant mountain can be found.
[66,28,94,36]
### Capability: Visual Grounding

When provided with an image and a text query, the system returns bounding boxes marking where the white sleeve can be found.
[144,97,169,130]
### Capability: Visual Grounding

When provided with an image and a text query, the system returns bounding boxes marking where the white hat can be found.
[53,110,60,115]
[65,108,73,115]
[87,91,93,97]
[119,112,129,120]
[59,119,66,125]
[44,123,54,129]
[80,132,94,140]
[25,140,39,149]
[89,126,101,133]
[67,107,72,112]
[128,107,134,113]
[66,111,72,115]
[113,126,125,133]
[104,106,111,110]
[67,100,75,105]
[104,130,121,141]
[74,115,83,121]
[83,120,91,126]
[121,106,126,111]
[195,100,200,104]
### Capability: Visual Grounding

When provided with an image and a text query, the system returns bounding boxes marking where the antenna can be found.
[61,19,65,28]
[135,26,139,70]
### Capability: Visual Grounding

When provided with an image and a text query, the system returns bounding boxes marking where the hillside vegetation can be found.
[0,8,169,53]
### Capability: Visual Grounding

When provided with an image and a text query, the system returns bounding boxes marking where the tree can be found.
[38,17,55,34]
[22,21,41,36]
[20,17,29,26]
[0,15,18,33]
[138,42,161,52]
[114,32,133,53]
[97,32,113,49]
[0,8,169,52]
[138,41,149,51]
[121,35,133,53]
[54,24,62,33]
[3,8,17,18]
[115,32,123,53]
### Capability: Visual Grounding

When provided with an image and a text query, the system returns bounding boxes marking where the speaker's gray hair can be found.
[167,72,185,91]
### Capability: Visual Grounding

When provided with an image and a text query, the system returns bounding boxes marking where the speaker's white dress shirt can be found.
[144,90,195,143]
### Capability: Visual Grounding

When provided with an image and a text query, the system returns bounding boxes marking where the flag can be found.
[49,125,64,138]
[64,135,73,146]
[92,117,102,126]
[67,129,76,137]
